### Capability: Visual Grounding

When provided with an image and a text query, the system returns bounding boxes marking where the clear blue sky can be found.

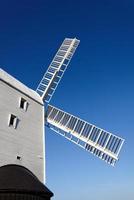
[0,0,134,199]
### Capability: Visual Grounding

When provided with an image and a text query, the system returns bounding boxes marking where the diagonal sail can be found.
[45,105,125,166]
[36,38,80,103]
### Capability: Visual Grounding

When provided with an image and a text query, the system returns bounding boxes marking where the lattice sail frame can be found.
[46,105,125,166]
[36,38,80,103]
[36,37,124,166]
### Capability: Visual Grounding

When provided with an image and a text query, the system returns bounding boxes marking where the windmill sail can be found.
[46,105,124,166]
[36,38,80,103]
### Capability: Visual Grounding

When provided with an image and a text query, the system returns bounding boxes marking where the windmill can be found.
[0,38,124,196]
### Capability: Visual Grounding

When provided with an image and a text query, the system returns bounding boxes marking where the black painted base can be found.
[0,165,53,200]
[0,193,50,199]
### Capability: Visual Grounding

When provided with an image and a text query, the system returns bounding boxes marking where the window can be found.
[19,97,28,111]
[8,114,18,129]
[17,156,22,161]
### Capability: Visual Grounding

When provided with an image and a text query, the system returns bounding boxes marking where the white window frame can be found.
[19,97,28,111]
[8,114,18,129]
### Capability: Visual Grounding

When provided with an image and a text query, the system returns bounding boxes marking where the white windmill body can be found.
[0,69,45,183]
[0,38,125,188]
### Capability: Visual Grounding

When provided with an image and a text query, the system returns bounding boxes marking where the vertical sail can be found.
[36,38,80,103]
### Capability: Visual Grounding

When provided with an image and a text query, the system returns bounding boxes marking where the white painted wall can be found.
[0,79,45,182]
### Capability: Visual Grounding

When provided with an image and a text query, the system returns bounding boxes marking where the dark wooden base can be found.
[0,165,53,200]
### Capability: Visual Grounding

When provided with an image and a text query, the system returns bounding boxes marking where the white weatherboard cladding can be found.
[0,68,43,105]
[0,79,45,182]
